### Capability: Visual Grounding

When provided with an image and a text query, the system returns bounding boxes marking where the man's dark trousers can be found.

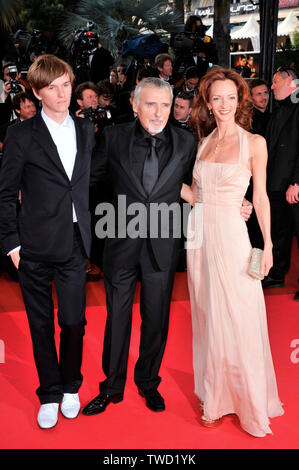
[18,223,87,404]
[100,239,177,395]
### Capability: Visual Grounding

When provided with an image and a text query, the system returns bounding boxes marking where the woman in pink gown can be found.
[181,68,284,437]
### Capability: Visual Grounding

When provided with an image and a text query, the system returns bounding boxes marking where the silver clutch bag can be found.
[248,248,264,280]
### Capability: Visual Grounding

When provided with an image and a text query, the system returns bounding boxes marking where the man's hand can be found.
[3,81,11,95]
[75,109,84,118]
[286,184,299,204]
[240,198,253,221]
[10,249,20,270]
[1,80,25,102]
[0,81,11,102]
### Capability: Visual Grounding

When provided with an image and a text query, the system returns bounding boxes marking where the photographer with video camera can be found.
[12,29,48,70]
[172,15,218,82]
[90,43,114,84]
[0,62,31,125]
[71,22,114,85]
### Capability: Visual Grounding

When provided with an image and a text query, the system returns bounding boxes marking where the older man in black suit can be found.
[0,55,95,428]
[82,77,252,416]
[263,67,299,299]
[82,78,197,415]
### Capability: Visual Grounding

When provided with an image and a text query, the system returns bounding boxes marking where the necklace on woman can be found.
[213,129,238,155]
[214,136,225,155]
[214,140,221,154]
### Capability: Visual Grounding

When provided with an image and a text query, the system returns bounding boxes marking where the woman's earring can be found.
[209,108,213,116]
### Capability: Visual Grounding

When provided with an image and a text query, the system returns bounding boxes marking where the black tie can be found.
[143,137,159,195]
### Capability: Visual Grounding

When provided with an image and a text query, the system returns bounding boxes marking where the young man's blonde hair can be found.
[27,54,74,92]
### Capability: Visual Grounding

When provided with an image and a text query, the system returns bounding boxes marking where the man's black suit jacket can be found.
[0,111,95,262]
[90,120,197,273]
[266,94,299,192]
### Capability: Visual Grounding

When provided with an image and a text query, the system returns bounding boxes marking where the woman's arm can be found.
[181,178,197,206]
[251,134,273,276]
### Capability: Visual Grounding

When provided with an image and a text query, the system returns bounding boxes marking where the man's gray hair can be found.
[134,77,173,105]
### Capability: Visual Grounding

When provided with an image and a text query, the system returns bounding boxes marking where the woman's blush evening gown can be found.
[187,125,284,437]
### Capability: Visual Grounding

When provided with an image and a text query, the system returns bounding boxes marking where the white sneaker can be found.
[37,403,59,429]
[61,393,80,419]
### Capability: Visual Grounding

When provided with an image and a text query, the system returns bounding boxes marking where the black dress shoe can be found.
[138,388,165,412]
[81,392,123,416]
[262,276,285,289]
[294,291,299,302]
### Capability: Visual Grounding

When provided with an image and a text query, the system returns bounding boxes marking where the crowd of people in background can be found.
[0,12,298,437]
[0,14,298,301]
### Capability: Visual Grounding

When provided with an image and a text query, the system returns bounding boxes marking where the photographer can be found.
[0,91,37,280]
[172,15,218,82]
[96,79,118,131]
[71,23,112,84]
[0,91,37,152]
[174,66,200,97]
[74,81,101,280]
[114,67,135,122]
[90,43,114,83]
[154,53,175,85]
[75,80,115,280]
[170,91,194,133]
[75,80,116,136]
[0,62,30,125]
[75,81,99,112]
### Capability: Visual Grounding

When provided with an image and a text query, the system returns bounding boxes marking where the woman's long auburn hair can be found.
[190,67,253,141]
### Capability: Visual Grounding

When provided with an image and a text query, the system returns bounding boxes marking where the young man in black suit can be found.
[0,55,95,428]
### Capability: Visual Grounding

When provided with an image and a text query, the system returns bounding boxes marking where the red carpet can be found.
[0,240,298,452]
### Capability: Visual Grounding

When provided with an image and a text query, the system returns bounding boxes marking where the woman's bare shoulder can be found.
[246,131,267,156]
[246,130,266,145]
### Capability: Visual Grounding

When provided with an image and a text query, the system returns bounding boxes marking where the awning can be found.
[230,14,260,51]
[206,23,213,37]
[205,23,242,38]
[277,10,299,36]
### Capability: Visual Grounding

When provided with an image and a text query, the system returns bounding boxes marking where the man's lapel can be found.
[120,121,147,198]
[71,116,86,183]
[150,124,182,198]
[118,121,183,199]
[32,112,69,179]
[267,103,295,155]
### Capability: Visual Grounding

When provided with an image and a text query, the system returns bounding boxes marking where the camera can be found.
[79,106,112,124]
[171,22,218,80]
[7,65,22,94]
[70,22,99,83]
[11,29,48,68]
[172,29,211,55]
[71,22,98,59]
